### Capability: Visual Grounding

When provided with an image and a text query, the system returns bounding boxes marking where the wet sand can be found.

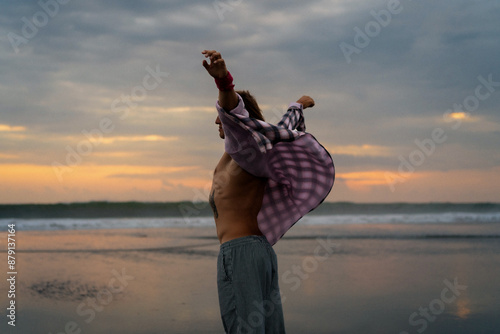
[1,223,500,334]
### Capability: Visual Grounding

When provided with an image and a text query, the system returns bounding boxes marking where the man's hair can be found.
[236,90,265,121]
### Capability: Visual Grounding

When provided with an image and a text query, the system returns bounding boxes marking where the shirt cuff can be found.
[288,102,303,109]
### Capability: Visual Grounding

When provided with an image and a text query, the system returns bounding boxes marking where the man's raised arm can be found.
[202,50,239,111]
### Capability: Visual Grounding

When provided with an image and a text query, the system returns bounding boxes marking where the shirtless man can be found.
[202,50,316,333]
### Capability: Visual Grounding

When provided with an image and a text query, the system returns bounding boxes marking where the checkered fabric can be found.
[216,95,335,245]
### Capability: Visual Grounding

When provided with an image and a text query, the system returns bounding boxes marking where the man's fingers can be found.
[202,50,219,59]
[202,59,210,69]
[202,50,224,67]
[214,59,225,66]
[210,52,221,63]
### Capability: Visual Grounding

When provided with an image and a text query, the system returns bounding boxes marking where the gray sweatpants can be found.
[217,235,286,334]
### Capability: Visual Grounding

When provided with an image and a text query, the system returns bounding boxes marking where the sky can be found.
[0,0,499,204]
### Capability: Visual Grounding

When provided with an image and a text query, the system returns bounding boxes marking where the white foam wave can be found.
[2,212,500,232]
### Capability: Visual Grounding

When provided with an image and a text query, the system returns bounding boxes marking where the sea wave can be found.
[0,217,214,231]
[2,211,500,232]
[301,212,500,225]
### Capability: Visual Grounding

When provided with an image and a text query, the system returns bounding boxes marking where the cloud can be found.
[0,124,26,132]
[1,0,499,202]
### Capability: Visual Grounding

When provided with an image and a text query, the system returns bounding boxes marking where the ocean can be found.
[1,201,500,233]
[2,202,500,333]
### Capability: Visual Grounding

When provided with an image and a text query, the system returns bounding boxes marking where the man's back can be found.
[210,152,266,244]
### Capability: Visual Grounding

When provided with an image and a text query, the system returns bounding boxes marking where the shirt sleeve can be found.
[277,103,306,132]
[216,95,249,118]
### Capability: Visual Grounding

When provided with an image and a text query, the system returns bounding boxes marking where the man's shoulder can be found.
[214,152,231,171]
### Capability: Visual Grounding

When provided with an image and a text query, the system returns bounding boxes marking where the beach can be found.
[1,222,500,334]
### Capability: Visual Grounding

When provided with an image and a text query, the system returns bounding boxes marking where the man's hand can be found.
[296,96,315,109]
[202,50,228,79]
[202,49,238,111]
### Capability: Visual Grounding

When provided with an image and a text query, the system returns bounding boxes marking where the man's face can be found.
[215,116,225,139]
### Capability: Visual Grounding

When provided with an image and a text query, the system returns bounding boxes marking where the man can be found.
[202,50,334,333]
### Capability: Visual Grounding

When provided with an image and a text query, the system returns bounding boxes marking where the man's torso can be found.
[210,152,266,244]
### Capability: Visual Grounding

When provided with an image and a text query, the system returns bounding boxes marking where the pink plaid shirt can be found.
[217,94,335,245]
